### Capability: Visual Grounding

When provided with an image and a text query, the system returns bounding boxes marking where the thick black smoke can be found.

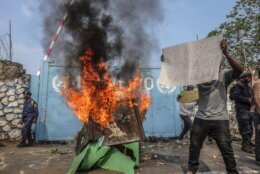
[40,0,163,82]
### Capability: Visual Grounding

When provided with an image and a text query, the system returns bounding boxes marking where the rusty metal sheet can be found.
[75,102,144,155]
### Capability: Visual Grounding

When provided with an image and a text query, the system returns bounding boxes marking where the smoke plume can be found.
[40,0,163,81]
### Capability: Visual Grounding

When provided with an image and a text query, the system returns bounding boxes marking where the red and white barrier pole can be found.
[37,0,75,75]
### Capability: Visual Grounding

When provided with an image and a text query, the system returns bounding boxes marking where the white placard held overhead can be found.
[158,34,223,86]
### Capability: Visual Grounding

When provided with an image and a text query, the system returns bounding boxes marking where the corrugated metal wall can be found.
[30,61,182,142]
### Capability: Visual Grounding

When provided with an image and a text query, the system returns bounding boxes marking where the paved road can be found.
[0,140,259,174]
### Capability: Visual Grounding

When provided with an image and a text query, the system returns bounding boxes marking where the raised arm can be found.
[220,40,244,78]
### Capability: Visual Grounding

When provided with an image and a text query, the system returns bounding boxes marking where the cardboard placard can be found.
[179,90,199,103]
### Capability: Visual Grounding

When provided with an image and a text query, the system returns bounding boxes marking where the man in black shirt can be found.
[232,72,254,153]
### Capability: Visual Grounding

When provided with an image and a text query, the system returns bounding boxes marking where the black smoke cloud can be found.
[40,0,163,81]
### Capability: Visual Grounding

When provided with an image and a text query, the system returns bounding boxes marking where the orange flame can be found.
[61,49,151,127]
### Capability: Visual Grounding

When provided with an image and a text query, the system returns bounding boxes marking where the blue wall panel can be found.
[31,62,182,141]
[142,69,181,137]
[44,66,82,140]
[30,75,39,102]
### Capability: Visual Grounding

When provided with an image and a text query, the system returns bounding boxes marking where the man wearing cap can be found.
[232,72,254,153]
[17,91,38,147]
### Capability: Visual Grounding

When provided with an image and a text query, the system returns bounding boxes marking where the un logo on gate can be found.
[52,74,81,93]
[143,76,176,95]
[156,79,176,95]
[52,75,62,93]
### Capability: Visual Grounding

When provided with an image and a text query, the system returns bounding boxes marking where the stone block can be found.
[0,119,8,126]
[0,93,5,98]
[1,97,8,105]
[18,99,24,104]
[11,119,21,126]
[8,101,18,107]
[8,95,16,102]
[18,79,23,85]
[2,124,11,132]
[5,113,15,121]
[14,108,23,114]
[0,132,8,140]
[22,84,29,88]
[4,108,13,113]
[8,129,21,139]
[6,88,15,96]
[18,114,23,118]
[6,80,15,87]
[16,84,22,90]
[0,110,4,116]
[16,88,25,95]
[0,86,7,93]
[17,124,23,128]
[18,94,24,99]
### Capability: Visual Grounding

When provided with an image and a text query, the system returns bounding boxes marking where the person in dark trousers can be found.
[177,86,197,144]
[252,70,260,165]
[232,72,254,154]
[187,40,243,174]
[17,91,38,147]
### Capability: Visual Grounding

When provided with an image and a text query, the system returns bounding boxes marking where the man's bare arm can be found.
[220,40,244,78]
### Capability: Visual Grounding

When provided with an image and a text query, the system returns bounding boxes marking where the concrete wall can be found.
[0,60,30,141]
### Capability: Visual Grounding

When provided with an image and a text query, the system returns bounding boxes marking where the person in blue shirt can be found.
[17,91,38,147]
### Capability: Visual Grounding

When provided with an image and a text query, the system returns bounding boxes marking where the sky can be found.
[0,0,236,74]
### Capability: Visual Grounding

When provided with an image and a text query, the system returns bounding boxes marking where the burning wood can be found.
[61,49,151,127]
[75,100,145,154]
[61,49,150,154]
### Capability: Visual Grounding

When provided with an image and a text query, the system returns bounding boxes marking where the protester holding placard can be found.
[187,40,243,174]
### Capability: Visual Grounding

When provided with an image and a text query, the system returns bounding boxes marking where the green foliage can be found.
[208,0,260,68]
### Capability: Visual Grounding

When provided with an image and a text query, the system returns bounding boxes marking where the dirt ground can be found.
[0,139,259,174]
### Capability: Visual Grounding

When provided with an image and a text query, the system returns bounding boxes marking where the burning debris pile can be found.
[40,0,163,173]
[61,49,149,155]
[62,62,149,173]
[61,49,151,127]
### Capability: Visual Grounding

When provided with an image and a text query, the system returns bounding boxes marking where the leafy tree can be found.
[208,0,260,68]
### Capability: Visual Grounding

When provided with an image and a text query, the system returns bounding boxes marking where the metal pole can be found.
[43,0,75,61]
[9,20,12,61]
[37,0,76,75]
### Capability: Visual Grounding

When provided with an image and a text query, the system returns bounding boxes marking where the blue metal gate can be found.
[31,61,182,141]
[141,68,181,137]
